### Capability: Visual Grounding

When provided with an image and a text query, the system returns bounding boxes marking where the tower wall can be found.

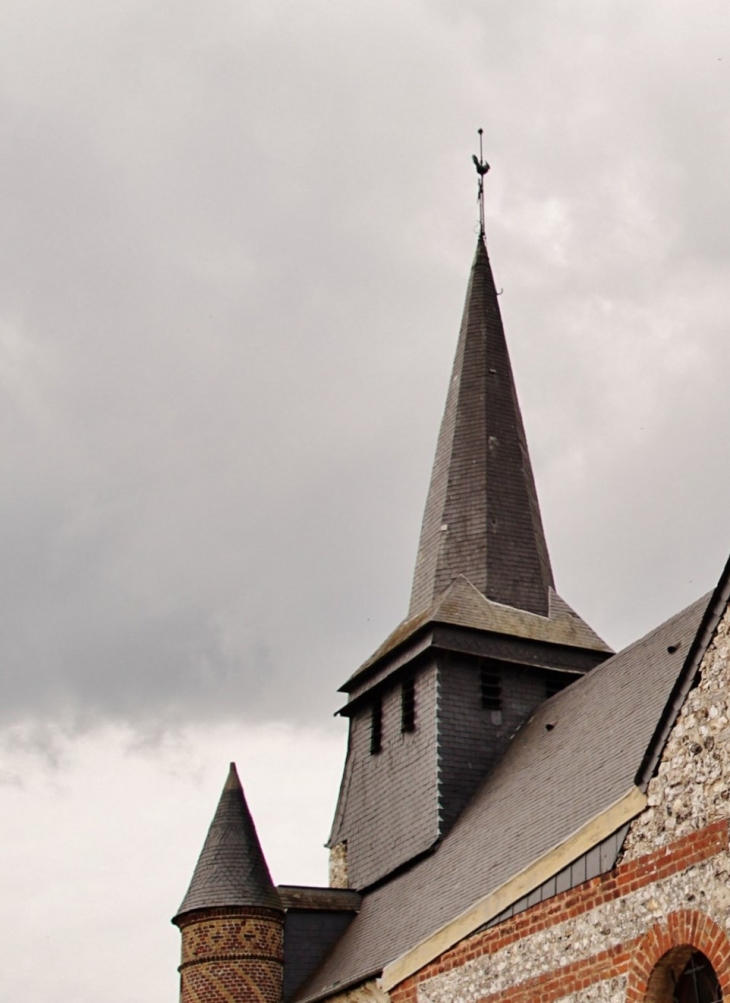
[331,660,440,890]
[176,906,284,1003]
[437,655,548,832]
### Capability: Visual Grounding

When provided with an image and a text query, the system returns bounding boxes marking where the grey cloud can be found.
[1,0,730,733]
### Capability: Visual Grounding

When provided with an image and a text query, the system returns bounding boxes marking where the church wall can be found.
[384,604,730,1003]
[623,606,730,861]
[335,660,440,890]
[387,820,729,1003]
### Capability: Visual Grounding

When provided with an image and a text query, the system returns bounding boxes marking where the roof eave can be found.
[338,621,609,716]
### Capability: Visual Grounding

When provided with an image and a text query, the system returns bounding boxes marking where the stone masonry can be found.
[623,606,730,860]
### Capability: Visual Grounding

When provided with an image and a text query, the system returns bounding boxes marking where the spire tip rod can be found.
[471,128,490,239]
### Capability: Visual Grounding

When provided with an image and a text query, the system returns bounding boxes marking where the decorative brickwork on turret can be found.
[173,764,284,1003]
[175,906,284,1003]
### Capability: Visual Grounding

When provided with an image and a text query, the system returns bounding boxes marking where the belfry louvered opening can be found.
[480,661,502,711]
[401,676,416,732]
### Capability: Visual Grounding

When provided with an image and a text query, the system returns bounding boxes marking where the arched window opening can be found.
[674,952,722,1003]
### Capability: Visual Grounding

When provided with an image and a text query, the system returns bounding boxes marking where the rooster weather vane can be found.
[472,128,490,239]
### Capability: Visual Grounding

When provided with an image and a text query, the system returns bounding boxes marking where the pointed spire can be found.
[409,235,555,618]
[174,763,281,920]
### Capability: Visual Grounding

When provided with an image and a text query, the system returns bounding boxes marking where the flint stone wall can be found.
[624,605,730,861]
[550,977,626,1003]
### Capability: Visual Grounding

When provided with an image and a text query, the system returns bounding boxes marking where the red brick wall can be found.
[176,906,283,1003]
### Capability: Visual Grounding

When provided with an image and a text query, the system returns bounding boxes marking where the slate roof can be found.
[409,237,554,619]
[296,591,710,1002]
[174,762,281,920]
[344,578,610,692]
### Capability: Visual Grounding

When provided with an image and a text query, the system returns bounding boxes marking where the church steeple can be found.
[409,234,554,618]
[328,158,611,892]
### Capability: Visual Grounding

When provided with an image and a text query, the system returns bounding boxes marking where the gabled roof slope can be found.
[410,237,554,619]
[296,592,710,1002]
[174,763,281,920]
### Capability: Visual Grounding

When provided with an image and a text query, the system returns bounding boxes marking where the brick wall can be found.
[177,906,283,1003]
[283,911,354,1002]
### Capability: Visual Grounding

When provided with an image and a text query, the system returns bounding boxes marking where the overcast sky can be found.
[3,1,730,1000]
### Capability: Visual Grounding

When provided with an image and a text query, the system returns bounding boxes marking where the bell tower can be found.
[328,143,612,891]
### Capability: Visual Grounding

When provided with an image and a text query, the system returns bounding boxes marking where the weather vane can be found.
[472,128,490,239]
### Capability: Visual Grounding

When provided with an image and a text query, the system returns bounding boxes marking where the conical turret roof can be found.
[174,763,281,920]
[410,236,554,618]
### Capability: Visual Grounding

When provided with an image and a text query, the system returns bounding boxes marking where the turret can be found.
[173,763,284,1003]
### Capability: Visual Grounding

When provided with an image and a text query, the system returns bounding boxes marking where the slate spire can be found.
[409,235,555,618]
[174,762,281,919]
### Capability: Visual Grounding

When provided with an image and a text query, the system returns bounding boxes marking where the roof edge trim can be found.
[380,785,646,992]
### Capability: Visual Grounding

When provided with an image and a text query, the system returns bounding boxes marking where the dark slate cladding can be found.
[330,238,612,894]
[409,237,554,619]
[278,888,362,911]
[330,654,554,890]
[175,763,281,919]
[485,823,630,927]
[284,912,355,1002]
[437,655,548,833]
[279,886,361,1003]
[329,661,441,890]
[300,592,710,1002]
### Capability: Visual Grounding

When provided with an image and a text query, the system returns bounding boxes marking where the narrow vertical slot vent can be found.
[401,676,416,732]
[480,663,502,711]
[370,696,383,754]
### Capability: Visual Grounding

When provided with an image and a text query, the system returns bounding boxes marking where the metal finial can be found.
[472,128,490,239]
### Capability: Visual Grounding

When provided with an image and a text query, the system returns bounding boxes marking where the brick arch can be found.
[626,910,730,1003]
